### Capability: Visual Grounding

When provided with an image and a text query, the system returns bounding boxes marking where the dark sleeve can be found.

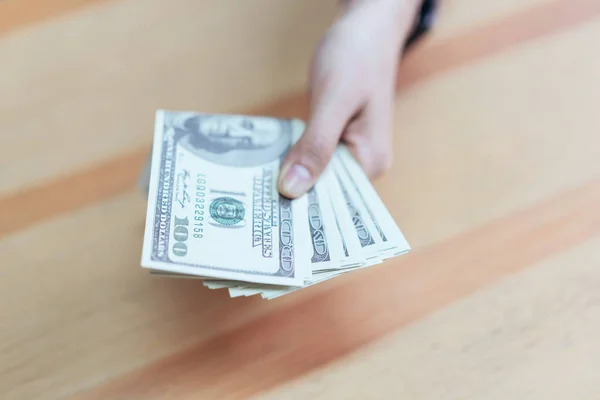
[404,0,438,49]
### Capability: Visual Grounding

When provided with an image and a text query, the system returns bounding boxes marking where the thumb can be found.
[278,95,355,199]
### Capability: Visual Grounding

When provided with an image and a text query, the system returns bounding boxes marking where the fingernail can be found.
[279,164,312,198]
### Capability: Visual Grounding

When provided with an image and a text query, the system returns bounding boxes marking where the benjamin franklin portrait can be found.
[173,113,293,167]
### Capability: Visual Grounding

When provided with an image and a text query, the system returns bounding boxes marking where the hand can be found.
[277,0,421,199]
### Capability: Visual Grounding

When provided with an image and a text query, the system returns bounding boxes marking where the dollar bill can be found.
[189,166,347,291]
[305,177,345,272]
[322,164,367,268]
[141,110,311,286]
[218,149,412,299]
[140,110,412,298]
[335,146,411,258]
[259,261,381,299]
[227,258,383,299]
[330,154,384,259]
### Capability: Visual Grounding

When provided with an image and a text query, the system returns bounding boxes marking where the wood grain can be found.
[0,0,338,194]
[3,0,600,238]
[398,0,600,88]
[74,180,600,399]
[0,0,109,36]
[0,148,148,238]
[1,0,600,399]
[259,236,600,399]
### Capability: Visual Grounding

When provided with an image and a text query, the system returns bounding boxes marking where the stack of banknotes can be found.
[139,110,411,299]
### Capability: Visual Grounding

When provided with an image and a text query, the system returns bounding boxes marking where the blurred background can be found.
[1,0,600,399]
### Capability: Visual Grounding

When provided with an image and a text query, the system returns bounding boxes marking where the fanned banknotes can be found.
[140,110,410,299]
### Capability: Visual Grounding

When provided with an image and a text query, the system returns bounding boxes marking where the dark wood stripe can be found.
[0,148,149,236]
[0,0,110,36]
[73,180,600,399]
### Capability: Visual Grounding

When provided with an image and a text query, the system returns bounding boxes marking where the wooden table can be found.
[2,0,600,398]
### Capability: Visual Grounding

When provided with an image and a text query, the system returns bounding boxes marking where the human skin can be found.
[277,0,423,199]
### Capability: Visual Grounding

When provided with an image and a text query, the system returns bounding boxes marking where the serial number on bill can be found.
[193,173,207,238]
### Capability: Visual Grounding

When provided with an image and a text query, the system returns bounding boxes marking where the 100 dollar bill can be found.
[141,110,311,286]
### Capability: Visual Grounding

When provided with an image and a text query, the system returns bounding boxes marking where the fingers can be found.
[278,81,358,199]
[343,88,394,179]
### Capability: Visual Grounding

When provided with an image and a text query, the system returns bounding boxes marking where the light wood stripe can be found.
[0,0,109,36]
[2,0,599,239]
[73,180,600,399]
